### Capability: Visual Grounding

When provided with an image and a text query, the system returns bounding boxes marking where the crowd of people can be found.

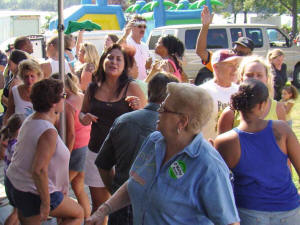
[0,5,299,225]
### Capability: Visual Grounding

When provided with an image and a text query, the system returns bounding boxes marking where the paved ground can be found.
[0,160,91,225]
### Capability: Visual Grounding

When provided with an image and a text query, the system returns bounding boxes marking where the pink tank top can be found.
[66,101,91,149]
[168,59,182,81]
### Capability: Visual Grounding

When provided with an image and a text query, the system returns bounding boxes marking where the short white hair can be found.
[167,83,213,134]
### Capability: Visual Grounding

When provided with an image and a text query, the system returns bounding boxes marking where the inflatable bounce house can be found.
[49,0,126,31]
[126,0,222,41]
[49,0,223,40]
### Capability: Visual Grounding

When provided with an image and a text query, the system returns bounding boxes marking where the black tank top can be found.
[88,82,132,153]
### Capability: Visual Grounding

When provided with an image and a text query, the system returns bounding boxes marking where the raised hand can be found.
[201,6,214,26]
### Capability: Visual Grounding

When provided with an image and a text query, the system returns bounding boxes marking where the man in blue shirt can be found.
[95,73,179,225]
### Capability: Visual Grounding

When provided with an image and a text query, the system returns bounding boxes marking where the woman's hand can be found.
[40,201,50,221]
[85,204,109,225]
[80,113,98,125]
[126,96,141,110]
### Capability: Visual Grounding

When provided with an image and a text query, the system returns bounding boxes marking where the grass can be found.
[291,94,300,190]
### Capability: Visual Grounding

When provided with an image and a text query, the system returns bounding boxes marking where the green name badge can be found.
[168,160,186,179]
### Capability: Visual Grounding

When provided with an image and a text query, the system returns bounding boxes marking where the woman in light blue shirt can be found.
[86,83,240,225]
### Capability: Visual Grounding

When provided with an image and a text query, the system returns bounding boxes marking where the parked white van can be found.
[146,24,300,87]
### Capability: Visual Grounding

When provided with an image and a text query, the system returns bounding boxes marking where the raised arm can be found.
[117,22,133,45]
[76,30,84,57]
[195,5,213,63]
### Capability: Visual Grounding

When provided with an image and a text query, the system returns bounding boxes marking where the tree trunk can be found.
[243,11,247,23]
[234,12,237,23]
[291,0,298,37]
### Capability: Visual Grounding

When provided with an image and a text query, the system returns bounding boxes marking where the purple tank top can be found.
[232,120,299,211]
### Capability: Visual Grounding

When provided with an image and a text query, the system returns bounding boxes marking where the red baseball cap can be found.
[211,49,238,65]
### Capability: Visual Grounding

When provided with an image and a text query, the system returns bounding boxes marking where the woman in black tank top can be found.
[79,44,146,216]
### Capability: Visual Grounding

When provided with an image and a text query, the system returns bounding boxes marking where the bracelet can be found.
[102,202,112,214]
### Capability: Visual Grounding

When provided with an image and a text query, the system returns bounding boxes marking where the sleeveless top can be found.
[64,52,76,69]
[66,100,91,150]
[232,120,299,211]
[6,115,70,195]
[88,82,132,153]
[233,99,278,128]
[12,85,34,117]
[167,59,182,81]
[48,58,71,75]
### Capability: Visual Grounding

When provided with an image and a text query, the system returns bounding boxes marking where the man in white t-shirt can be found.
[126,15,150,80]
[200,49,241,140]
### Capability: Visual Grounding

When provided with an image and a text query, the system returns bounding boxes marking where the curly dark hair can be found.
[92,44,132,98]
[231,79,269,113]
[161,35,185,74]
[30,79,63,113]
[283,84,298,100]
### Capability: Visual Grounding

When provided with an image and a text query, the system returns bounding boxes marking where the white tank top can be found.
[48,58,72,75]
[6,115,70,195]
[12,85,33,117]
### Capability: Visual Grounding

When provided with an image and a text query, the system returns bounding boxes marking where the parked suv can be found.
[147,24,300,87]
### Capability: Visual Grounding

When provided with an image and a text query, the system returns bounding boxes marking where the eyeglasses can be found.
[157,103,181,115]
[137,25,146,29]
[60,93,67,99]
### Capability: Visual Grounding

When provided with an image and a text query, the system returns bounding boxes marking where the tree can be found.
[247,0,298,37]
[222,0,249,23]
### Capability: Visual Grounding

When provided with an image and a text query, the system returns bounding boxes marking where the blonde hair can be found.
[167,83,213,134]
[51,73,81,95]
[47,35,58,50]
[18,59,43,81]
[80,42,99,70]
[238,56,274,98]
[267,49,284,62]
[65,73,80,95]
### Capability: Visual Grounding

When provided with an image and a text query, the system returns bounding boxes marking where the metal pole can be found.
[58,0,66,142]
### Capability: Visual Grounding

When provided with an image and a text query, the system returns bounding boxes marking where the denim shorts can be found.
[5,176,64,217]
[238,207,300,225]
[69,145,88,172]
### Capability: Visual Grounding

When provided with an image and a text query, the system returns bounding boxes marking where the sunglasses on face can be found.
[157,103,181,115]
[137,25,146,29]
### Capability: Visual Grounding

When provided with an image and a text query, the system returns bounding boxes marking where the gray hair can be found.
[167,83,213,134]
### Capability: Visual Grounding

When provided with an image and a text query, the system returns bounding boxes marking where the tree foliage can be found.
[221,0,298,36]
[246,0,298,36]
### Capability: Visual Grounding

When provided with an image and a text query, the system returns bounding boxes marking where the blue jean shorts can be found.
[238,207,300,225]
[5,176,64,217]
[69,145,88,172]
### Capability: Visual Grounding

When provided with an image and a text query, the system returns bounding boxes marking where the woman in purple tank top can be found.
[215,79,300,225]
[79,44,146,220]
